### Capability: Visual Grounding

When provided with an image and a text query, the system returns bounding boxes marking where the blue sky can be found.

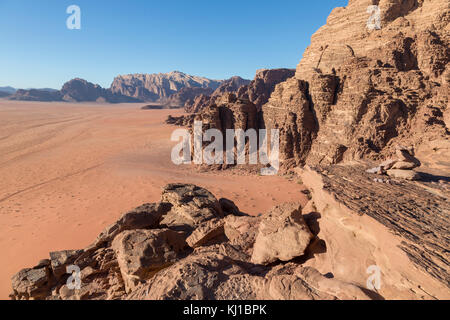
[0,0,348,89]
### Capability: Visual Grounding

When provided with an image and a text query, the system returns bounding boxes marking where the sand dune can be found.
[0,100,308,299]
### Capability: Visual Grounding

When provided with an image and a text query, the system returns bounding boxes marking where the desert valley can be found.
[0,0,449,301]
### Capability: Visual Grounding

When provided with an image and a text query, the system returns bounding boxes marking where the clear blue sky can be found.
[0,0,348,89]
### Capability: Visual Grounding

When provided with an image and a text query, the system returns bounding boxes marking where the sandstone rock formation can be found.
[110,71,221,102]
[366,146,422,180]
[298,164,449,297]
[183,69,294,114]
[283,0,449,167]
[112,229,187,292]
[178,0,448,170]
[10,184,374,300]
[237,68,296,110]
[251,203,314,265]
[183,76,251,113]
[166,87,214,107]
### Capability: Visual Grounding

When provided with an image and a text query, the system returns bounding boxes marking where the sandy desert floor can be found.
[0,100,309,299]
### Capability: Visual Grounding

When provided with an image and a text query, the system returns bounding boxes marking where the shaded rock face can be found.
[10,183,372,300]
[238,68,296,111]
[184,94,213,113]
[271,0,450,167]
[183,76,251,113]
[166,87,214,107]
[183,70,293,114]
[212,76,251,97]
[262,78,317,165]
[112,229,187,292]
[110,71,221,102]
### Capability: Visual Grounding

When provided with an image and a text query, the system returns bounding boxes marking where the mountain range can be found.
[3,71,247,105]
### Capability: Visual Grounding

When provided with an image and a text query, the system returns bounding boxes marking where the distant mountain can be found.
[25,88,58,92]
[8,79,139,103]
[0,86,16,95]
[9,89,62,101]
[6,72,250,105]
[60,78,139,103]
[110,71,222,102]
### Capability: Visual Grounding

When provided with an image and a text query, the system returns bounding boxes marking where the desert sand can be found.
[0,100,308,299]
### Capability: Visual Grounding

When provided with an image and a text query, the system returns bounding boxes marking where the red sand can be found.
[0,101,307,299]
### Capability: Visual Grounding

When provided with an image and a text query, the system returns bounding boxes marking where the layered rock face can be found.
[183,76,251,113]
[110,71,221,102]
[10,184,372,300]
[212,76,251,97]
[264,0,449,167]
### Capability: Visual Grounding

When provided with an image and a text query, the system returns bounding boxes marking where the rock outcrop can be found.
[183,70,294,114]
[366,146,423,180]
[251,203,314,265]
[237,68,296,110]
[298,164,449,297]
[275,0,450,167]
[10,184,373,300]
[166,87,214,107]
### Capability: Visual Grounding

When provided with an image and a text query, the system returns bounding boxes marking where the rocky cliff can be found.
[262,0,449,167]
[185,0,448,169]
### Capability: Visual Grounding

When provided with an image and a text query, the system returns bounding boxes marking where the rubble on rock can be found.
[366,146,422,180]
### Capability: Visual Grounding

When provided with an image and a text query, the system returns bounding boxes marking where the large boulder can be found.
[112,229,187,293]
[251,203,314,265]
[186,218,225,248]
[160,184,224,232]
[94,202,171,246]
[49,250,83,279]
